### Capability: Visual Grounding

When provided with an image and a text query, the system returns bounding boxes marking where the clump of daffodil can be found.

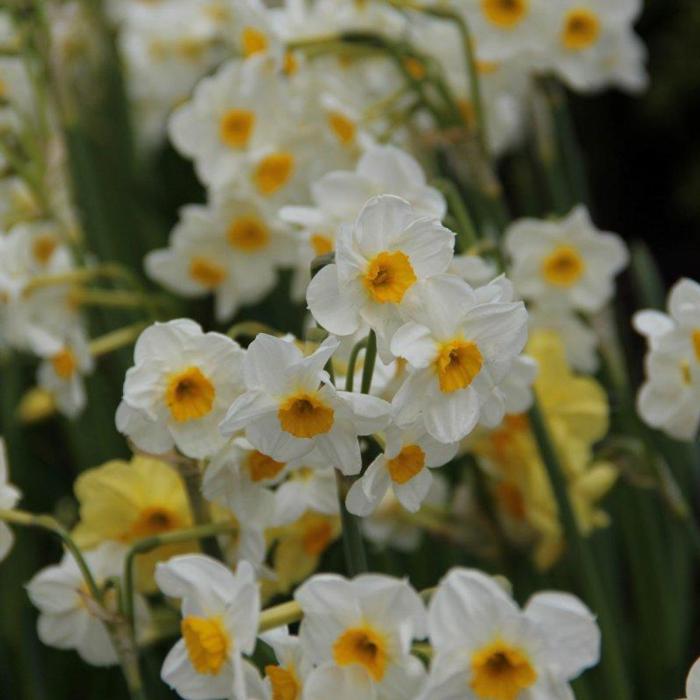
[264,510,341,597]
[72,456,195,592]
[471,330,617,569]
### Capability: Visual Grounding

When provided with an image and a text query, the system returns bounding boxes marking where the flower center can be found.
[241,26,268,56]
[128,506,180,539]
[254,152,295,196]
[32,234,58,265]
[561,8,601,51]
[51,348,77,379]
[227,215,270,251]
[165,366,216,422]
[181,616,231,675]
[386,444,426,484]
[246,450,286,482]
[302,517,334,556]
[470,640,537,700]
[435,338,483,393]
[219,108,255,149]
[327,111,356,146]
[363,250,417,304]
[265,664,301,700]
[333,625,389,681]
[189,256,227,288]
[311,233,334,257]
[541,244,585,287]
[692,330,700,362]
[481,0,529,28]
[278,391,334,438]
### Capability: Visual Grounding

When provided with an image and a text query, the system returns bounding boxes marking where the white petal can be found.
[424,388,480,443]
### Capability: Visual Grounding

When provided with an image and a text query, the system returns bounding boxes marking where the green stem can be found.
[345,338,368,392]
[360,330,377,395]
[335,471,369,576]
[433,178,479,251]
[121,522,237,627]
[528,402,632,700]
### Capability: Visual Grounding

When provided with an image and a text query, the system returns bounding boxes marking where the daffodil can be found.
[220,333,391,474]
[156,554,261,700]
[116,319,245,459]
[346,422,458,516]
[425,567,600,699]
[72,456,194,592]
[682,658,700,700]
[295,572,428,699]
[306,194,455,361]
[634,278,700,440]
[0,437,21,562]
[26,542,149,667]
[470,330,617,569]
[260,627,313,700]
[505,205,628,313]
[391,275,528,443]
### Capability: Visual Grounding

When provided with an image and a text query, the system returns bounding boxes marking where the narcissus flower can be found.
[634,278,700,440]
[35,328,94,418]
[391,275,528,443]
[306,195,455,360]
[156,555,261,700]
[260,627,313,700]
[346,422,458,516]
[26,542,149,666]
[682,658,700,700]
[0,438,21,561]
[295,573,428,699]
[220,334,391,474]
[72,456,193,592]
[116,319,244,459]
[425,568,600,699]
[505,205,628,313]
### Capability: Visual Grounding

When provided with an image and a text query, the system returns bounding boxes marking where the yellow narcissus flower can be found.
[471,330,617,569]
[72,456,194,592]
[265,510,341,597]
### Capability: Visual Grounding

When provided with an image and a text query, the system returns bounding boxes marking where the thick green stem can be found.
[528,402,632,700]
[360,330,377,395]
[335,471,369,576]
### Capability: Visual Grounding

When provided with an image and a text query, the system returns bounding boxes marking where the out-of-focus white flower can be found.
[156,555,261,700]
[35,328,94,418]
[116,319,244,459]
[542,0,647,93]
[347,422,457,516]
[295,573,428,700]
[0,438,21,562]
[273,451,339,526]
[391,275,528,443]
[505,205,628,314]
[0,176,40,229]
[27,542,148,666]
[682,658,700,700]
[449,253,499,288]
[145,192,295,321]
[220,334,391,475]
[306,195,454,360]
[425,568,600,699]
[283,145,446,299]
[634,278,700,441]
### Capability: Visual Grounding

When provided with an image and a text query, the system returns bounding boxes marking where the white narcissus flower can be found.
[168,55,289,186]
[202,437,280,527]
[146,193,295,322]
[26,542,149,667]
[283,144,446,300]
[156,555,261,700]
[295,573,428,700]
[259,627,314,700]
[505,205,628,314]
[35,328,94,418]
[391,275,528,444]
[273,452,339,526]
[116,319,245,459]
[0,438,21,561]
[682,658,700,700]
[306,195,455,361]
[346,423,458,516]
[425,568,600,700]
[220,334,391,475]
[634,278,700,441]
